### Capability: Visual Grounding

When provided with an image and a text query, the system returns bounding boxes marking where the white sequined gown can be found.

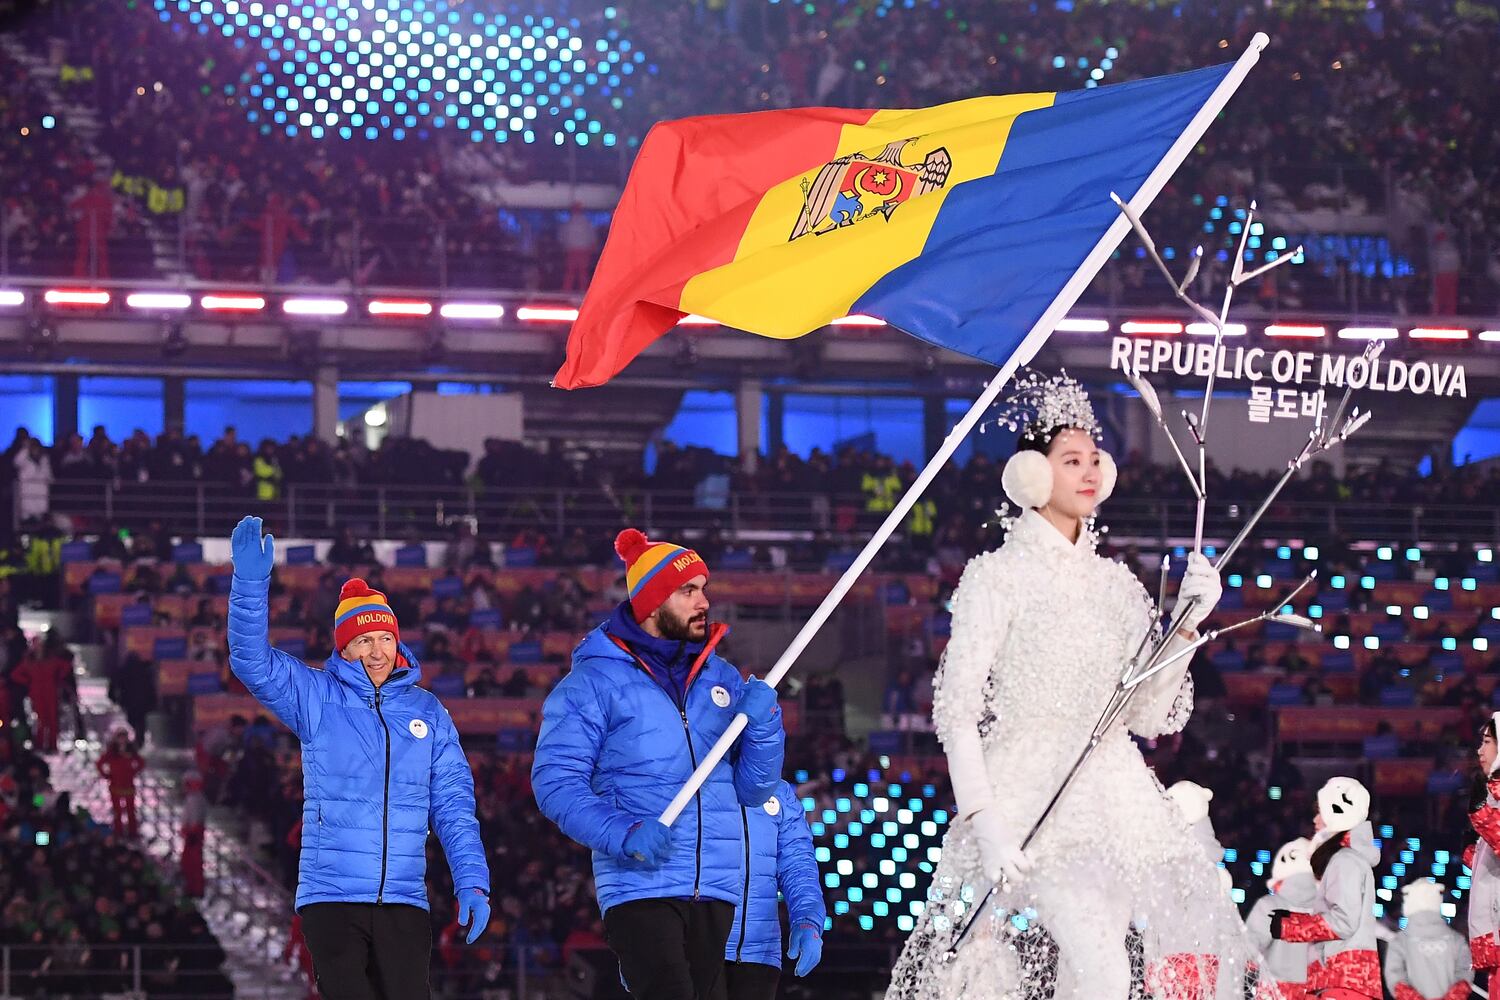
[886,510,1276,1000]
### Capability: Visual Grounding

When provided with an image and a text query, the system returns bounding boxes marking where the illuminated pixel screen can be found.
[153,0,644,144]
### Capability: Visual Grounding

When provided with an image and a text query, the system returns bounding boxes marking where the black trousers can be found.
[299,902,431,1000]
[724,960,780,1000]
[604,898,734,1000]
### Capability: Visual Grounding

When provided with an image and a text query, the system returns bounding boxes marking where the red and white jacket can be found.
[1276,822,1382,998]
[1468,776,1500,972]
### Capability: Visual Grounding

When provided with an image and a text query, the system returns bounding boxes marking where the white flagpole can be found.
[658,32,1271,826]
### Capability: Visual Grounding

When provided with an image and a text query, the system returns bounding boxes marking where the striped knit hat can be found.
[333,578,400,652]
[616,528,709,622]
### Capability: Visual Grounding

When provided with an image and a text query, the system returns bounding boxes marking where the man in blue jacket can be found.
[227,516,490,1000]
[533,528,785,1000]
[725,779,826,1000]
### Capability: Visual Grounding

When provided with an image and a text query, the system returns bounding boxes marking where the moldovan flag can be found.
[553,61,1237,389]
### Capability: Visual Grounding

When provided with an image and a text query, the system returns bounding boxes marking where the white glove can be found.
[969,806,1031,887]
[1170,552,1221,635]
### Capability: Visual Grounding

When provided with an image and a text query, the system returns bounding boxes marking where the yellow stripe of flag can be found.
[679,92,1056,338]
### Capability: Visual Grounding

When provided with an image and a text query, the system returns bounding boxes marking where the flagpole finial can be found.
[1249,31,1270,53]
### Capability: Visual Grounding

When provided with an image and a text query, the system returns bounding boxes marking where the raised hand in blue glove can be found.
[732,677,779,726]
[230,515,275,580]
[620,819,672,867]
[456,887,491,944]
[787,920,823,977]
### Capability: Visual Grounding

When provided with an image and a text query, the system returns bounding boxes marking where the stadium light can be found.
[1186,322,1246,336]
[516,305,579,322]
[1265,324,1325,338]
[201,294,267,312]
[1337,327,1398,340]
[126,292,193,310]
[1120,320,1183,335]
[44,288,110,307]
[368,299,433,317]
[283,297,350,317]
[439,302,506,321]
[1054,317,1111,333]
[1408,327,1469,341]
[1480,330,1500,342]
[0,290,25,307]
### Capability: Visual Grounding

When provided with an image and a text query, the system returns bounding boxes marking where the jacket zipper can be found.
[676,695,704,900]
[374,690,392,905]
[733,806,751,961]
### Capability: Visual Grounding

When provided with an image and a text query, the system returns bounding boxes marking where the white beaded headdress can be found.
[988,369,1101,443]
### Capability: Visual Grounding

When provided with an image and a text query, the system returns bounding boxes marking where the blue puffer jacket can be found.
[727,781,827,968]
[227,572,490,911]
[532,617,785,914]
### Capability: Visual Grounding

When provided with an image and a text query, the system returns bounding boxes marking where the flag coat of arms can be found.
[554,61,1237,389]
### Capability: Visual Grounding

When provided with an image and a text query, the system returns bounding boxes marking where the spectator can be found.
[14,437,51,525]
[559,203,598,292]
[108,650,158,747]
[180,770,208,898]
[12,633,72,752]
[96,726,146,837]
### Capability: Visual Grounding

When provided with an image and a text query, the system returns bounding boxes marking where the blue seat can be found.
[172,542,203,564]
[394,544,427,568]
[507,640,543,664]
[120,603,153,627]
[505,546,538,568]
[1263,621,1301,642]
[208,573,232,595]
[404,637,425,658]
[1379,686,1416,707]
[1267,684,1303,706]
[60,540,93,563]
[1318,590,1350,612]
[469,608,503,629]
[1479,621,1500,642]
[1424,591,1455,612]
[823,550,858,573]
[1428,770,1466,795]
[153,636,188,659]
[1431,652,1463,673]
[285,544,317,566]
[1218,589,1245,611]
[1367,562,1399,581]
[1321,650,1355,673]
[1470,562,1499,583]
[883,581,911,606]
[867,730,905,755]
[718,549,754,570]
[1371,620,1406,642]
[429,674,467,698]
[1211,648,1246,671]
[432,574,463,598]
[279,637,307,658]
[186,672,224,695]
[1363,733,1400,759]
[88,572,122,595]
[496,728,536,752]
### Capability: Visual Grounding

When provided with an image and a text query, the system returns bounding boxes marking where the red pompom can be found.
[614,528,651,564]
[340,577,376,601]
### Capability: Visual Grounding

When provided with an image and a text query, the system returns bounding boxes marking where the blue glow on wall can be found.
[185,379,313,444]
[0,375,55,445]
[79,377,164,442]
[1454,398,1500,466]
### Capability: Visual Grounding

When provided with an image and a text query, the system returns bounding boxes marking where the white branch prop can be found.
[656,30,1276,829]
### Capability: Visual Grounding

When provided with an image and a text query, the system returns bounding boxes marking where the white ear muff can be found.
[1002,450,1052,509]
[1096,450,1117,505]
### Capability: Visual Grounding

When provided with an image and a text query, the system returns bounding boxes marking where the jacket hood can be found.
[1273,871,1319,907]
[1344,820,1380,866]
[322,641,423,696]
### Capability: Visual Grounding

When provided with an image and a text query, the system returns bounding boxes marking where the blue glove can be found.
[456,887,490,944]
[787,920,822,977]
[230,515,275,581]
[621,820,672,867]
[733,678,779,727]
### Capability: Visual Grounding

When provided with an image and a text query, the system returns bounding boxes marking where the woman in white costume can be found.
[885,373,1276,1000]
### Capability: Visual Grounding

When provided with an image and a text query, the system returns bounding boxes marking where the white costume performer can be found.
[885,374,1275,1000]
[1269,777,1381,998]
[1245,838,1317,997]
[1383,880,1472,1000]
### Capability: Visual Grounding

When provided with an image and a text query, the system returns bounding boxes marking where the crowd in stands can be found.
[1,0,1496,310]
[7,419,1500,570]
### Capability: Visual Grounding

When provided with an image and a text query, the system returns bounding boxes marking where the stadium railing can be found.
[37,481,1500,548]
